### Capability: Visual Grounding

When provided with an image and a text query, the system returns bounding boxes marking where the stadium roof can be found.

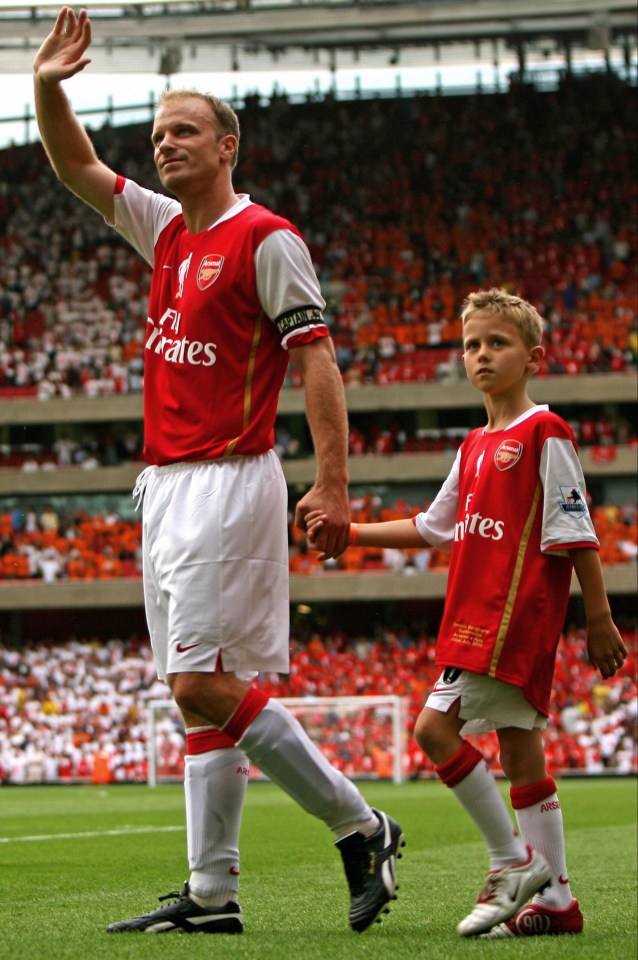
[0,1,635,76]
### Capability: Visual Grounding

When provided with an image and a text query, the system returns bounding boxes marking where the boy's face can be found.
[462,311,543,397]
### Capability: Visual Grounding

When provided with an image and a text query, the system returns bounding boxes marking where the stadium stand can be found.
[0,497,635,581]
[0,73,635,783]
[0,75,635,396]
[0,627,635,784]
[0,407,633,469]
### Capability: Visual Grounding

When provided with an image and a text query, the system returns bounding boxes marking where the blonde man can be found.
[34,7,404,935]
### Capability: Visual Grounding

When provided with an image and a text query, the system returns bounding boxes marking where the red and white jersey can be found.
[414,406,599,714]
[112,180,328,464]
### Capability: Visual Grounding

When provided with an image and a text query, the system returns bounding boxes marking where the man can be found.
[33,7,404,935]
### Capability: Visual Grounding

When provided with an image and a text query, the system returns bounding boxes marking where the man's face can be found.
[151,96,228,193]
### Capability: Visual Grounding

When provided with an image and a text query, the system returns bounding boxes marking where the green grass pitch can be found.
[0,778,635,960]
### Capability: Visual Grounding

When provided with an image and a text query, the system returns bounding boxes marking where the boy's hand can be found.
[304,511,329,559]
[587,614,628,678]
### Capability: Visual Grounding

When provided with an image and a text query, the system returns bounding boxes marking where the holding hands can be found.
[294,488,350,561]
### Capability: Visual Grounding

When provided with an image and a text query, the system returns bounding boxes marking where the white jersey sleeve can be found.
[413,449,461,553]
[540,436,599,553]
[112,179,181,267]
[254,229,326,342]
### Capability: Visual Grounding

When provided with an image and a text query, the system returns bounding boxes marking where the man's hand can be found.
[33,7,92,83]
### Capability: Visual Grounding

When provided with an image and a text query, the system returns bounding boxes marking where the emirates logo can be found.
[197,254,224,290]
[494,439,523,471]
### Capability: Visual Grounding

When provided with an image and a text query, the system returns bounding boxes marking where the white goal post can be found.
[147,695,408,786]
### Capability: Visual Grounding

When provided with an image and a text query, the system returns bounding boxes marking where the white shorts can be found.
[426,667,548,735]
[137,451,290,682]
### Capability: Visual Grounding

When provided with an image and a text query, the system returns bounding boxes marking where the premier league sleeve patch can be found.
[558,485,588,517]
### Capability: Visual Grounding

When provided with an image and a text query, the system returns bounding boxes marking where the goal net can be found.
[147,695,408,786]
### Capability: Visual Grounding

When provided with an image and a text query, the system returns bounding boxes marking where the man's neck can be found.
[180,186,240,235]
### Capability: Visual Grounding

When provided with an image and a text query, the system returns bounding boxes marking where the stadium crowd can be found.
[0,495,636,582]
[0,506,142,581]
[0,73,635,791]
[0,74,636,397]
[0,626,635,786]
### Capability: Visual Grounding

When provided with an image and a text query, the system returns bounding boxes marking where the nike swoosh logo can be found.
[175,641,204,653]
[229,866,240,876]
[558,874,570,884]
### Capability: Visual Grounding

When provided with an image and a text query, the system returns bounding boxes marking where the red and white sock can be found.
[231,691,378,840]
[185,727,248,906]
[437,741,527,869]
[511,777,574,910]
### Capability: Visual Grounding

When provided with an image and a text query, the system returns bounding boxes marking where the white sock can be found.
[185,746,248,904]
[237,699,378,839]
[515,792,574,909]
[452,762,528,870]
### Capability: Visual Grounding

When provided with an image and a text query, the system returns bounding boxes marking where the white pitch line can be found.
[0,825,185,843]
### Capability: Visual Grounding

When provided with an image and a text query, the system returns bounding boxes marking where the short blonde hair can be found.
[158,89,240,168]
[461,288,544,346]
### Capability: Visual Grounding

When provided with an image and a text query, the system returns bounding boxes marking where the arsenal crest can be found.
[197,254,224,290]
[494,439,523,471]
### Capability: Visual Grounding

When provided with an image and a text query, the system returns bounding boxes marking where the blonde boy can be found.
[308,288,627,937]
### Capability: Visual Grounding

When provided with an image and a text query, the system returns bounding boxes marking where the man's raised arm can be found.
[33,7,117,220]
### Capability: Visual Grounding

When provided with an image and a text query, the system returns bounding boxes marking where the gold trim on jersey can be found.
[223,310,263,458]
[489,480,542,676]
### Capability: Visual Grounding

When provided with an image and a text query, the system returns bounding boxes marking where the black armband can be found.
[274,305,325,337]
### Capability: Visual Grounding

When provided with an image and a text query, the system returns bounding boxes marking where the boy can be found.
[307,288,627,937]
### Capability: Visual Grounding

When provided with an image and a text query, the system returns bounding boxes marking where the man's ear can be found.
[220,134,238,163]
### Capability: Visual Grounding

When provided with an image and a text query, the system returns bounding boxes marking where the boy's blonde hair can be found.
[158,89,241,168]
[461,288,544,346]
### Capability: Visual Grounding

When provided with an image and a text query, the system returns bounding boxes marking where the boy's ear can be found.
[528,344,544,374]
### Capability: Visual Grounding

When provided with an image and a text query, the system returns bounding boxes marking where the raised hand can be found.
[33,7,92,83]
